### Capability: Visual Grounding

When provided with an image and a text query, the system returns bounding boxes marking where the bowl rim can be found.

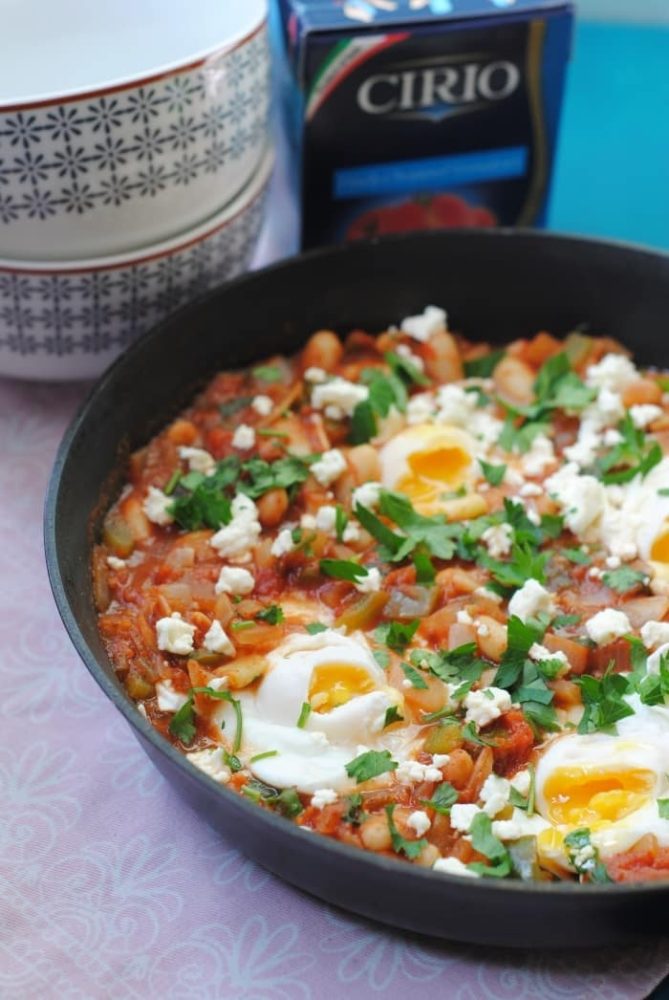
[0,146,274,275]
[44,228,669,903]
[0,9,267,112]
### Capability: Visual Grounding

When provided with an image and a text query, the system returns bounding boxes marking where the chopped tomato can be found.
[486,710,534,777]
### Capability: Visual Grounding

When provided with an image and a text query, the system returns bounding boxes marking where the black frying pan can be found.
[45,230,669,949]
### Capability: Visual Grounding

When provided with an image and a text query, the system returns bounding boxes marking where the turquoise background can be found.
[551,21,669,250]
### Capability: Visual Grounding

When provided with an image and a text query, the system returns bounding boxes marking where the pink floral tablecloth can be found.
[1,163,669,996]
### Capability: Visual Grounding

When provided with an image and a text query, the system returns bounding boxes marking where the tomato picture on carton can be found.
[346,193,497,240]
[276,0,573,250]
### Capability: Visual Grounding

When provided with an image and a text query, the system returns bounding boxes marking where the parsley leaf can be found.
[386,350,430,387]
[379,490,461,560]
[305,622,328,635]
[349,368,408,444]
[413,547,436,584]
[384,705,404,727]
[576,672,634,733]
[480,542,548,591]
[564,827,611,882]
[596,413,662,484]
[169,458,239,530]
[421,781,458,815]
[479,460,507,486]
[220,395,253,419]
[342,793,365,825]
[464,349,506,378]
[168,698,197,744]
[400,661,428,689]
[602,566,648,593]
[376,619,420,652]
[319,559,369,583]
[346,749,398,784]
[296,702,311,729]
[354,502,414,562]
[385,804,428,860]
[252,364,283,382]
[563,547,590,565]
[494,615,545,689]
[349,401,377,445]
[240,455,311,499]
[256,604,284,625]
[467,813,512,878]
[659,799,669,820]
[334,505,348,543]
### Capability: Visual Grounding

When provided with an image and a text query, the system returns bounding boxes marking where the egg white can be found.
[379,422,478,514]
[217,629,410,793]
[534,695,669,871]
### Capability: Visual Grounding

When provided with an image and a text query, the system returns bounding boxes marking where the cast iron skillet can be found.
[45,231,669,949]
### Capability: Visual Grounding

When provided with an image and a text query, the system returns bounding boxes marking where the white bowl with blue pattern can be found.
[0,146,273,380]
[0,0,268,260]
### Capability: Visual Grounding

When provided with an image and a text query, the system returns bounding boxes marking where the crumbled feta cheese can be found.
[479,773,511,818]
[545,463,605,536]
[156,613,196,655]
[630,404,662,429]
[477,623,490,637]
[474,586,503,604]
[529,642,568,666]
[311,449,347,486]
[432,754,451,767]
[251,394,273,416]
[202,620,235,656]
[464,687,512,729]
[449,803,482,832]
[504,467,525,488]
[510,769,531,796]
[588,566,603,579]
[605,555,621,569]
[271,528,296,557]
[314,504,360,543]
[585,608,632,645]
[143,485,174,526]
[304,366,327,383]
[311,788,339,809]
[641,621,669,650]
[106,555,126,570]
[355,567,382,594]
[433,856,480,878]
[647,641,669,675]
[586,353,638,393]
[300,513,317,530]
[214,565,255,596]
[311,376,369,420]
[396,760,443,784]
[186,748,231,784]
[603,427,624,447]
[521,434,555,477]
[457,609,473,625]
[508,578,555,623]
[352,481,383,510]
[396,343,425,371]
[434,384,502,448]
[210,494,261,559]
[401,304,447,342]
[232,424,256,450]
[178,446,216,475]
[519,482,543,498]
[407,810,431,837]
[481,523,513,559]
[492,810,550,841]
[407,392,435,425]
[155,678,190,712]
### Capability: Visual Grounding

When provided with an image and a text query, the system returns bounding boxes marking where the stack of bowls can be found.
[0,0,271,379]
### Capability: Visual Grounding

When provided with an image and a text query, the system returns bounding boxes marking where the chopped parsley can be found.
[252,364,283,382]
[479,460,507,487]
[467,813,512,878]
[400,661,428,690]
[256,604,284,625]
[576,671,634,734]
[319,558,369,583]
[169,686,243,752]
[305,622,328,635]
[342,793,365,825]
[242,781,304,819]
[659,799,669,820]
[296,702,312,729]
[563,828,611,882]
[563,547,590,565]
[595,412,662,484]
[383,705,404,727]
[375,619,420,652]
[421,781,458,815]
[222,749,243,773]
[386,349,430,387]
[463,349,506,378]
[334,505,348,542]
[250,750,279,763]
[385,804,428,860]
[601,566,648,593]
[219,395,253,419]
[350,368,407,444]
[346,749,398,784]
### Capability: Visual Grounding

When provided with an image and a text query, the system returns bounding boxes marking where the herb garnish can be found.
[345,749,398,784]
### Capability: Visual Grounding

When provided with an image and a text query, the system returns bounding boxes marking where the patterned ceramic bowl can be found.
[0,0,268,260]
[0,147,273,381]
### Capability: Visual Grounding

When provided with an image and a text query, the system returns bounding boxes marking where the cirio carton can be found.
[276,0,573,249]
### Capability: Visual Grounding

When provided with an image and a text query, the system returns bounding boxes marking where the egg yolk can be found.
[397,444,471,512]
[651,528,669,563]
[308,663,375,713]
[542,767,655,826]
